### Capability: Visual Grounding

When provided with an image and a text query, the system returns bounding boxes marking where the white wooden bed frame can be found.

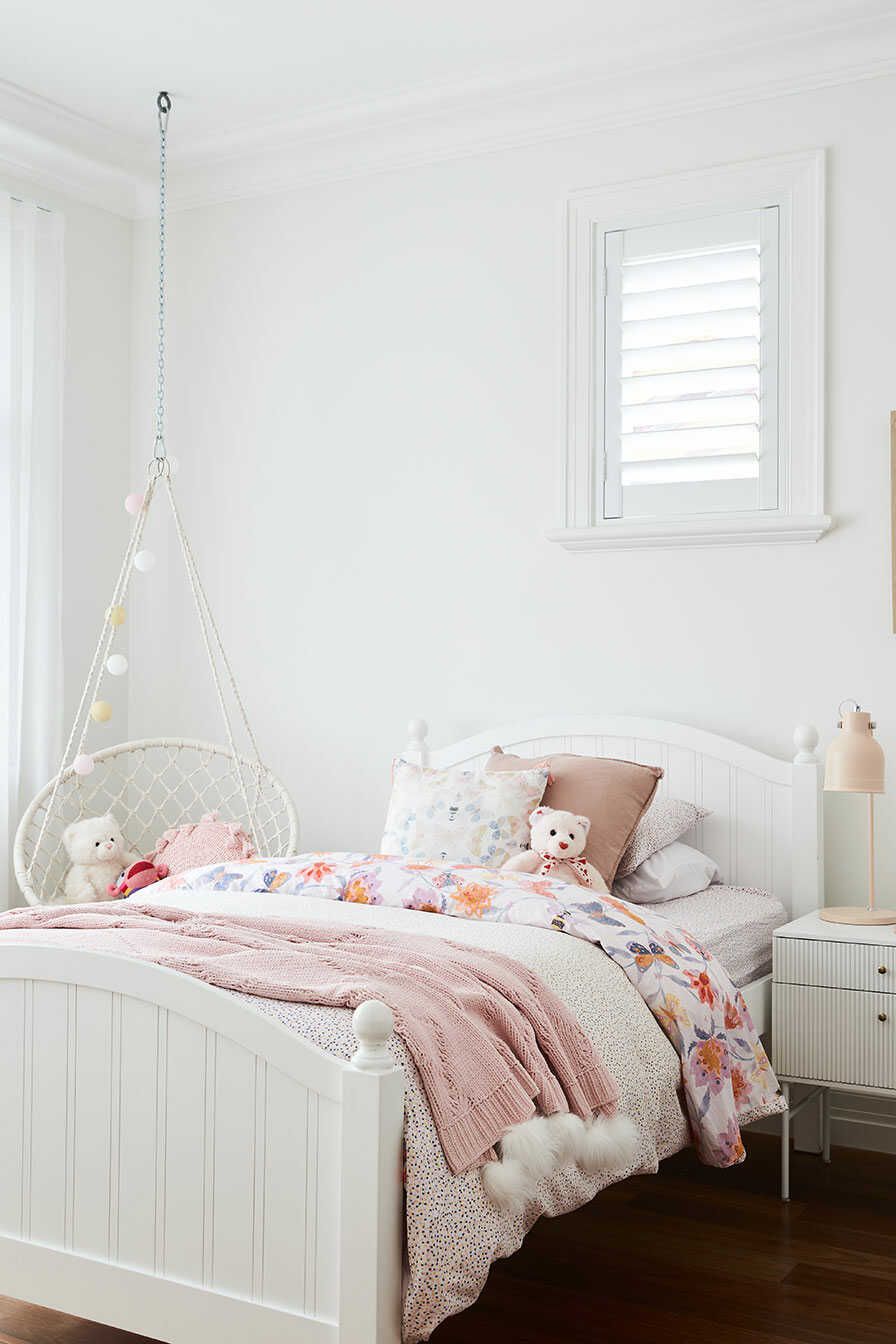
[0,715,822,1344]
[403,715,825,1038]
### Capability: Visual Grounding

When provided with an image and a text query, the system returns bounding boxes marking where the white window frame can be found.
[549,150,829,551]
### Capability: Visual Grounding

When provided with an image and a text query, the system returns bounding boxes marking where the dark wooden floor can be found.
[2,1134,894,1344]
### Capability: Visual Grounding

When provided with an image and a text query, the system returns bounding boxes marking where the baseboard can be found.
[828,1095,896,1156]
[750,1090,896,1156]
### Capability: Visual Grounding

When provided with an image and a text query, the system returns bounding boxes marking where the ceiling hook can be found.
[157,90,171,130]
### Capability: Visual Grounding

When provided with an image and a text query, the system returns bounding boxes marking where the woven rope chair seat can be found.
[15,738,299,906]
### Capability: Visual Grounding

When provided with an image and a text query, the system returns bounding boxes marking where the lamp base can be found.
[820,905,896,925]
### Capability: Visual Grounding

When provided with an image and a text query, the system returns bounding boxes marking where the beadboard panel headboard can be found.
[402,715,823,920]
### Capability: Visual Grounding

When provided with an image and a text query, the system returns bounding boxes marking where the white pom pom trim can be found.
[480,1157,531,1214]
[480,1110,641,1210]
[576,1112,641,1175]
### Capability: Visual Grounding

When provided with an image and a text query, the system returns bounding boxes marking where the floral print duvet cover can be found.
[163,852,785,1166]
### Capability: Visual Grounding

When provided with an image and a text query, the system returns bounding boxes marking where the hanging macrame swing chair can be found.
[14,93,298,906]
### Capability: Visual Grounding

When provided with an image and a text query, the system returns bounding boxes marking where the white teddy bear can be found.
[61,814,140,904]
[502,806,608,893]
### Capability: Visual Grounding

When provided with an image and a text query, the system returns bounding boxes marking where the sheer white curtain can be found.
[1,196,64,906]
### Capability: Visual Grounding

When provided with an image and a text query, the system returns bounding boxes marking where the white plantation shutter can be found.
[603,208,779,519]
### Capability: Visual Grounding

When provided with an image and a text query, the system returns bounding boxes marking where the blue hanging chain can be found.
[151,91,171,477]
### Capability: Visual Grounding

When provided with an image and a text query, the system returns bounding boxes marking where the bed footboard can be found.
[0,947,404,1344]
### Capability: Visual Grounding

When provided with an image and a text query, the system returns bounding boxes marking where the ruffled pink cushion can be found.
[151,812,256,876]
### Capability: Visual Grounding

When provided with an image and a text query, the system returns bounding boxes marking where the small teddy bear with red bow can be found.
[501,806,608,892]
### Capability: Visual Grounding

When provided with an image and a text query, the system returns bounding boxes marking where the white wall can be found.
[1,174,132,771]
[130,74,896,899]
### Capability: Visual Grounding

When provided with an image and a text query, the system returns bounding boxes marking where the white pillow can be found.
[380,758,550,868]
[612,841,719,904]
[617,798,710,877]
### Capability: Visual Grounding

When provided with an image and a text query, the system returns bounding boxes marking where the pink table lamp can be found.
[821,700,896,925]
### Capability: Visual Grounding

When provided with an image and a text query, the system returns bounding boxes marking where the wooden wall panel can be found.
[29,981,68,1247]
[211,1034,256,1297]
[163,1013,207,1286]
[116,996,159,1272]
[263,1065,309,1312]
[315,1096,341,1321]
[71,986,113,1259]
[0,980,25,1237]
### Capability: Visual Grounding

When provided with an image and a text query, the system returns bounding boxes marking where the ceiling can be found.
[2,0,896,213]
[4,0,894,152]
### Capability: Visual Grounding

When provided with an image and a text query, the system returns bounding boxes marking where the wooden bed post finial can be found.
[793,724,819,764]
[405,718,429,766]
[351,1000,396,1074]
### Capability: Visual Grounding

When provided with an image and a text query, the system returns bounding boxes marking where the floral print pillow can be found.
[380,758,550,868]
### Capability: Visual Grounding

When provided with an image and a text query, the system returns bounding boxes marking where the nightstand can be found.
[773,911,896,1199]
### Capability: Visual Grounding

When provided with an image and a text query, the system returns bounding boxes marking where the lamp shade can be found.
[824,709,885,794]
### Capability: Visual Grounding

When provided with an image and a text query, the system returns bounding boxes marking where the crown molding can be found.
[0,81,151,216]
[3,12,896,218]
[0,131,145,218]
[154,15,896,215]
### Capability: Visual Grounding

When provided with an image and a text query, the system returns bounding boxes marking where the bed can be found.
[401,715,824,1037]
[0,714,823,1344]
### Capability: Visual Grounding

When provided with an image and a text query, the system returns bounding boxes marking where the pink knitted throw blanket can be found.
[0,903,618,1174]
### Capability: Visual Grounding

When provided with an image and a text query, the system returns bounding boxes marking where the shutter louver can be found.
[620,242,760,486]
[602,208,778,518]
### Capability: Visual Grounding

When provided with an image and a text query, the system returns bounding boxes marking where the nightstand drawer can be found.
[774,983,896,1088]
[774,936,896,993]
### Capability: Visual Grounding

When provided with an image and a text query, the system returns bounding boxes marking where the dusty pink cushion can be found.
[151,812,256,877]
[486,749,662,887]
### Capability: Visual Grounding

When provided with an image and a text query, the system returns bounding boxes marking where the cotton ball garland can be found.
[134,549,156,572]
[124,493,144,515]
[106,654,128,676]
[106,604,126,626]
[73,754,95,776]
[90,701,112,723]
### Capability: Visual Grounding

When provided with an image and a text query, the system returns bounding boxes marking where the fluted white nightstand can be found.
[773,911,896,1199]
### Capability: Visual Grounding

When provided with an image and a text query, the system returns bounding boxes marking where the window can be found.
[551,151,828,551]
[2,197,64,893]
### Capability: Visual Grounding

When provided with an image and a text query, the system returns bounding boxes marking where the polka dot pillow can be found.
[616,798,710,878]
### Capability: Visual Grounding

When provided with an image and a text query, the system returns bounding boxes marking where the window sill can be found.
[546,513,832,553]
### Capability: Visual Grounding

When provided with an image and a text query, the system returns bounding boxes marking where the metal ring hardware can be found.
[145,455,171,480]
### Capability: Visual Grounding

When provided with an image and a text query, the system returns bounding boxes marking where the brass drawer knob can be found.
[880,965,888,975]
[879,1012,888,1022]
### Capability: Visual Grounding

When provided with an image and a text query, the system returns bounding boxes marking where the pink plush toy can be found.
[502,806,608,892]
[107,859,169,899]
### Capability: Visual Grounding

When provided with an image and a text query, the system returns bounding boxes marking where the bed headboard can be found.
[402,715,823,920]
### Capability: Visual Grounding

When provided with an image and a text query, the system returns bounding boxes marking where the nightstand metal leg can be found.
[822,1087,831,1163]
[781,1081,790,1201]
